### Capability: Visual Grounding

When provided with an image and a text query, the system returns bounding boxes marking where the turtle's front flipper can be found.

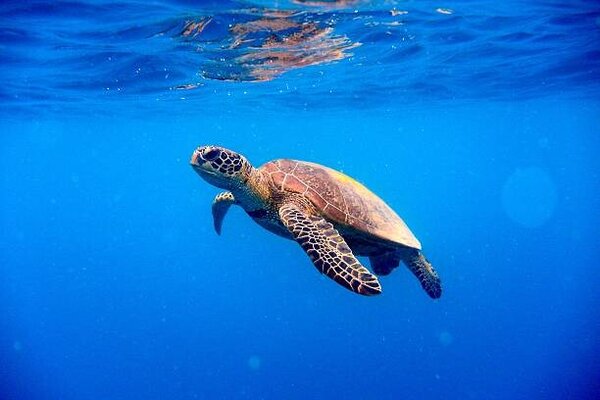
[212,191,236,235]
[402,249,442,299]
[279,203,382,296]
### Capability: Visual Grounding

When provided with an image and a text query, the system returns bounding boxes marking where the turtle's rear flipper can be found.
[370,253,400,276]
[403,250,442,299]
[279,203,382,296]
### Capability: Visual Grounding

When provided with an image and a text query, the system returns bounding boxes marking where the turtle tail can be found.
[404,250,442,299]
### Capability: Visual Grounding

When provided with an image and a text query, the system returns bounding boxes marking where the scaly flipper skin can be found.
[212,191,236,235]
[403,250,442,299]
[279,203,382,296]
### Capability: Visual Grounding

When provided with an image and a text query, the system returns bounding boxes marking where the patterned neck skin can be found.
[230,167,272,213]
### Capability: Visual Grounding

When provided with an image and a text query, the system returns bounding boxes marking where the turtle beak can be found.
[190,147,219,177]
[190,148,203,168]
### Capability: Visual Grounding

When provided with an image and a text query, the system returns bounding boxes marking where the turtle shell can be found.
[260,159,421,249]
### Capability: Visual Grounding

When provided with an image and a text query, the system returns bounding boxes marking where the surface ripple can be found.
[1,0,598,114]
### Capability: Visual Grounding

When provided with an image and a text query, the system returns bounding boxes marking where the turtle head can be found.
[190,146,253,189]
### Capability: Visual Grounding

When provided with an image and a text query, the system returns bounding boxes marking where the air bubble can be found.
[247,355,261,371]
[502,167,557,228]
[438,331,453,346]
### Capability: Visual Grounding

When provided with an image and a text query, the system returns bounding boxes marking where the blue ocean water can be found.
[1,1,599,399]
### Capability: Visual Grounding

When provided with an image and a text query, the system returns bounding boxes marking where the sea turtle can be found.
[190,145,442,298]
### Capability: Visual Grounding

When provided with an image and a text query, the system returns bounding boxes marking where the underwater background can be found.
[1,0,599,399]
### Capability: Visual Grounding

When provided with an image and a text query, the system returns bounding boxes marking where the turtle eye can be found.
[203,148,220,161]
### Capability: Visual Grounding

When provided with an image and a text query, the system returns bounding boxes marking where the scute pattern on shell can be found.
[260,159,422,249]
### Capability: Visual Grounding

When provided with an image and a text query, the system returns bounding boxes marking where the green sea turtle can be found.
[190,145,442,298]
